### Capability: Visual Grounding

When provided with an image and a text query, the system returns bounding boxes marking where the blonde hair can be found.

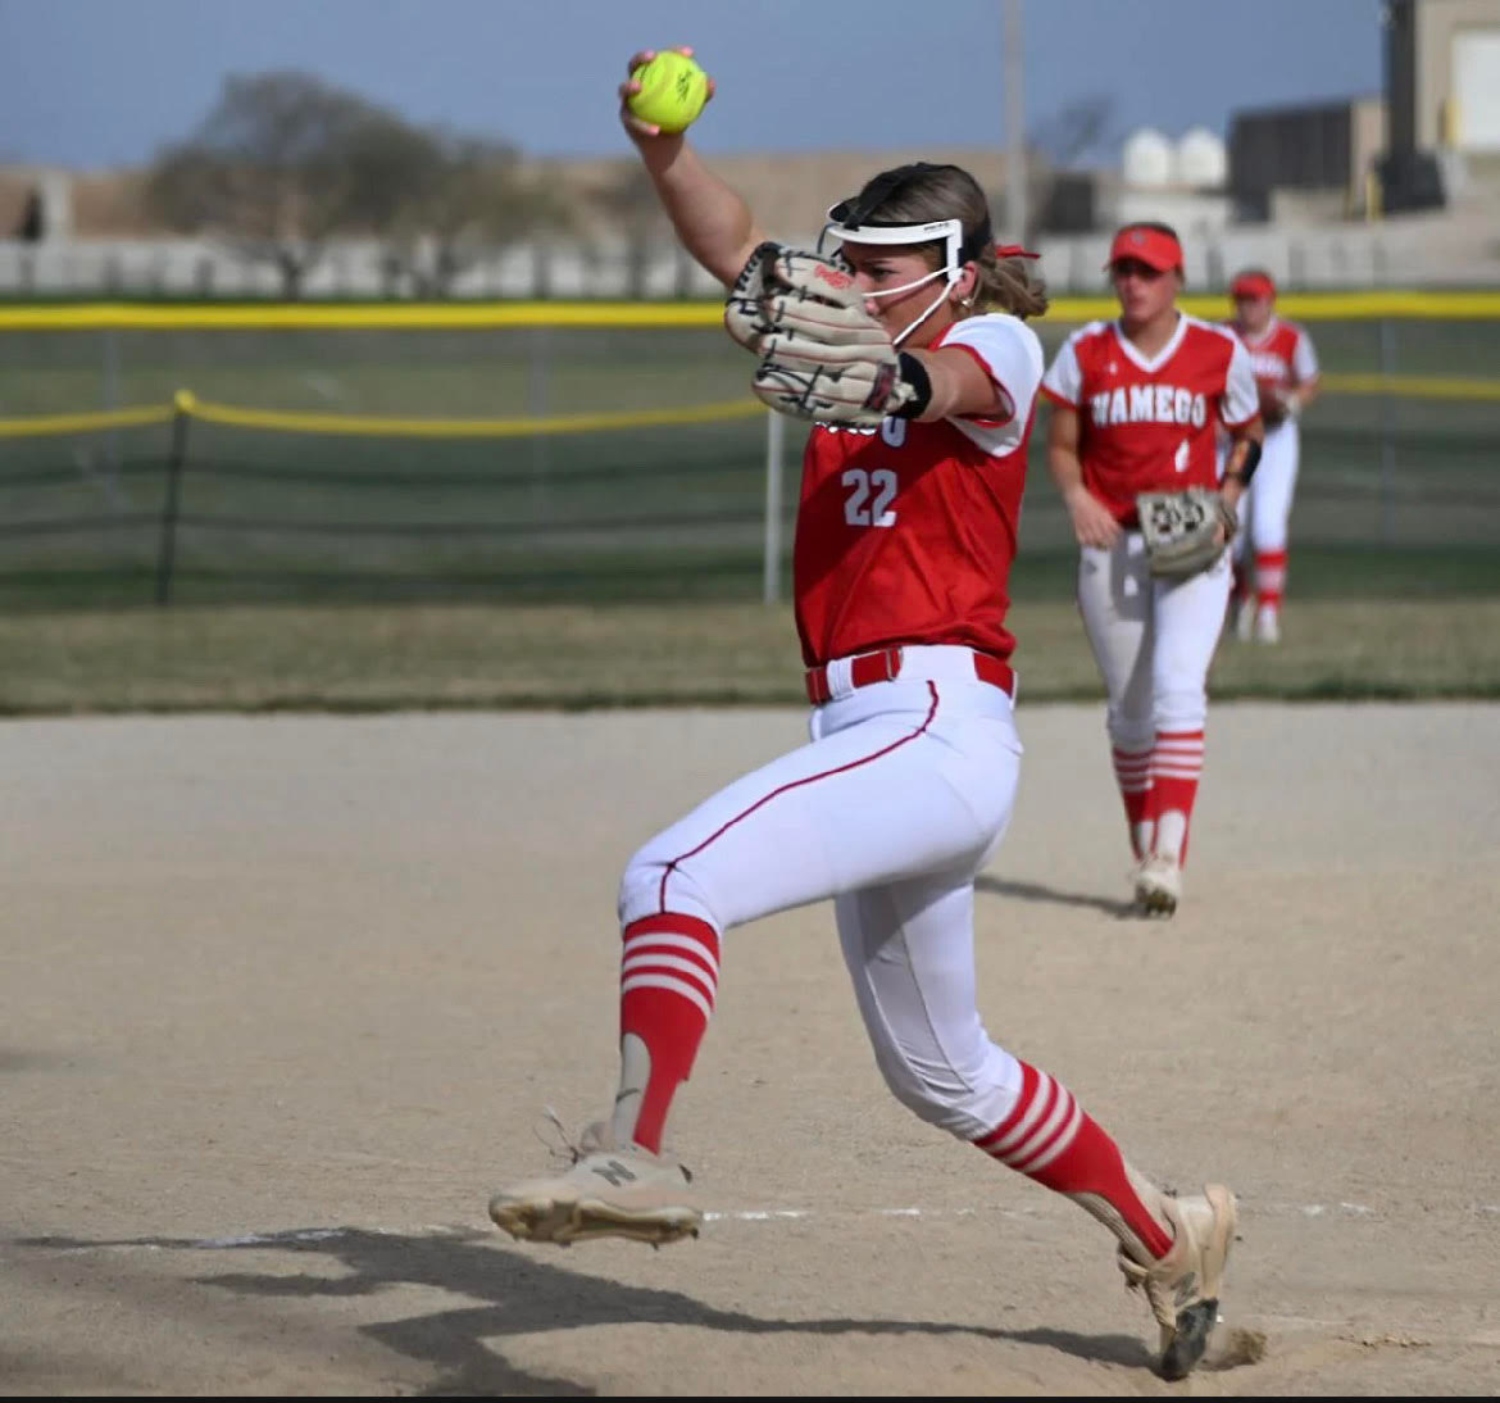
[851,163,1050,321]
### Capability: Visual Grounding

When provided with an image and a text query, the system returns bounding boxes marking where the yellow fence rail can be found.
[0,372,1497,444]
[0,393,761,440]
[2,291,1500,331]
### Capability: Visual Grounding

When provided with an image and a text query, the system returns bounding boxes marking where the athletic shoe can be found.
[1254,607,1280,644]
[1133,854,1182,917]
[488,1118,702,1247]
[1117,1184,1238,1380]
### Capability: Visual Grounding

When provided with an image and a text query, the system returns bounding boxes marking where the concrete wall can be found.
[3,212,1497,300]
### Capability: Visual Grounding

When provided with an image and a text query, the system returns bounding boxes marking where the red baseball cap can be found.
[1105,224,1183,273]
[1231,270,1277,300]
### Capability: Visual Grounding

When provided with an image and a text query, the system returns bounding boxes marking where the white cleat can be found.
[1133,854,1182,917]
[488,1120,702,1248]
[1117,1184,1239,1380]
[1254,607,1280,644]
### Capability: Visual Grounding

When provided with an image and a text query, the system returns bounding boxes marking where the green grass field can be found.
[0,595,1496,715]
[0,315,1494,712]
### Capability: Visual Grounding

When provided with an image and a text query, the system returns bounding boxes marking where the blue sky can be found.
[0,0,1385,170]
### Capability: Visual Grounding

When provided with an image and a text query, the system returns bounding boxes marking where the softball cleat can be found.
[1133,854,1182,917]
[1117,1183,1238,1380]
[488,1119,701,1248]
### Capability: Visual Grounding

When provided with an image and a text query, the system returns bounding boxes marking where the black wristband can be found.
[1236,438,1263,486]
[890,351,934,419]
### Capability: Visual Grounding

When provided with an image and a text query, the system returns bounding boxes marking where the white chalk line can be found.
[13,1199,1500,1256]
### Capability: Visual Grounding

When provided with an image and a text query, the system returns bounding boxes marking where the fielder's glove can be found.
[1259,384,1298,428]
[723,241,926,427]
[1137,487,1238,579]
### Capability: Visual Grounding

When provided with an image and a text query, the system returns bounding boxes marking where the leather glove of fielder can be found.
[724,241,919,426]
[1137,487,1238,579]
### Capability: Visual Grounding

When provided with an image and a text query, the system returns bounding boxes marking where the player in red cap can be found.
[1223,269,1321,643]
[1041,222,1264,915]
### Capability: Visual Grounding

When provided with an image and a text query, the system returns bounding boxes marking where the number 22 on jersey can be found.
[843,467,898,528]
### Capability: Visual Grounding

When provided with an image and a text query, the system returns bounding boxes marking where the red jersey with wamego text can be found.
[1223,316,1320,394]
[793,313,1043,668]
[1040,314,1259,523]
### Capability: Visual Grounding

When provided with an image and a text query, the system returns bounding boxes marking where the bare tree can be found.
[146,70,577,299]
[145,71,404,297]
[380,131,576,298]
[1023,95,1122,240]
[591,164,677,298]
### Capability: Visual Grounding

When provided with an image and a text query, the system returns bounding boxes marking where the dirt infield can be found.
[1,702,1496,1396]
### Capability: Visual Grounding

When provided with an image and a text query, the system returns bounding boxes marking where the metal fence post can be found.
[1378,317,1397,545]
[102,327,120,480]
[155,390,195,606]
[528,325,551,514]
[762,410,785,604]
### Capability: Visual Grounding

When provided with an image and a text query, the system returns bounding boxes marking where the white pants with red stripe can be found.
[1232,419,1300,560]
[1077,532,1231,748]
[617,672,1028,1137]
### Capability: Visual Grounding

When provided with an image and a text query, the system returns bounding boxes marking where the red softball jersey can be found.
[1224,315,1320,393]
[1040,314,1260,524]
[792,313,1044,669]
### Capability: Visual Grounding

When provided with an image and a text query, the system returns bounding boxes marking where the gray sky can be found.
[0,0,1385,170]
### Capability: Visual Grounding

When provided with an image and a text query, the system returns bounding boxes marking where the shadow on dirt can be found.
[17,1226,1156,1395]
[976,874,1140,919]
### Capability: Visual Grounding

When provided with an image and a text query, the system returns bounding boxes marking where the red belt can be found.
[804,646,1016,706]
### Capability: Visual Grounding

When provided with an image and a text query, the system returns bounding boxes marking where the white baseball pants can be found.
[1233,419,1300,560]
[1076,532,1231,747]
[617,652,1027,1138]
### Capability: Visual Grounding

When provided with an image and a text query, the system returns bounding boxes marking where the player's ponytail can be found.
[973,246,1050,321]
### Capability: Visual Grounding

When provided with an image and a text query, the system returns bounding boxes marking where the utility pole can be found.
[1003,0,1028,244]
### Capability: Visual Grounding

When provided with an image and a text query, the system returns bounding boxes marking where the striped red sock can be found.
[973,1062,1172,1259]
[1255,548,1288,613]
[617,914,720,1153]
[1111,745,1154,859]
[1151,729,1204,865]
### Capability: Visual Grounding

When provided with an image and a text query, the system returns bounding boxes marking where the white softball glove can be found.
[723,241,923,426]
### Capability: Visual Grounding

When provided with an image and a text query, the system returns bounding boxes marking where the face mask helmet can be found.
[818,163,991,344]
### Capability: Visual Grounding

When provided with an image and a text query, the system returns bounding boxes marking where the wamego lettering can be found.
[1089,384,1208,429]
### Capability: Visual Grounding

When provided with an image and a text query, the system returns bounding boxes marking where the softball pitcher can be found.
[1041,223,1263,917]
[1224,269,1321,643]
[486,51,1239,1384]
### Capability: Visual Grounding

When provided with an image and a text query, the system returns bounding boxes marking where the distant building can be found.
[1229,0,1500,222]
[1228,97,1387,223]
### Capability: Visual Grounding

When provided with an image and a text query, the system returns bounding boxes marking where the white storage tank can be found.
[1122,128,1174,187]
[1176,127,1228,188]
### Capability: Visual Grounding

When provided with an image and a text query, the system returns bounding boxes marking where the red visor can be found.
[1105,225,1182,272]
[1231,271,1276,300]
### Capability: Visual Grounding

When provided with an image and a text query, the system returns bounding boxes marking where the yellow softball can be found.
[627,51,710,134]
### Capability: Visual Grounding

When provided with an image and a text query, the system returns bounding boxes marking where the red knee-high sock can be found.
[1151,729,1204,866]
[1255,548,1288,613]
[974,1061,1173,1261]
[616,914,720,1154]
[1111,745,1154,860]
